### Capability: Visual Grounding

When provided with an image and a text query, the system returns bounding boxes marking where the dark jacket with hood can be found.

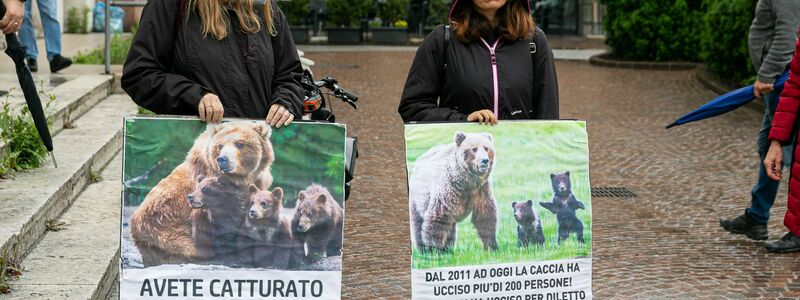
[398,0,559,122]
[121,0,304,119]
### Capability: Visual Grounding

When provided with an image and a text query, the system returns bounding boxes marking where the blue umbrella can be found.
[666,71,791,129]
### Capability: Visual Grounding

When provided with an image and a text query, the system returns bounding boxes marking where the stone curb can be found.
[695,64,764,112]
[589,53,698,70]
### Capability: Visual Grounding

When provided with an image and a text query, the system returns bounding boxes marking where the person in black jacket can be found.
[398,0,559,124]
[121,0,303,127]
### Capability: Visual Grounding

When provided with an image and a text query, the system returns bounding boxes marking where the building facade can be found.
[534,0,604,37]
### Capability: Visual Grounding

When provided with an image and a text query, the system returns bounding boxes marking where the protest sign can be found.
[120,116,346,299]
[405,121,592,300]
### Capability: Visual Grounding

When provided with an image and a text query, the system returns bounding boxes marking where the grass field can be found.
[405,121,592,269]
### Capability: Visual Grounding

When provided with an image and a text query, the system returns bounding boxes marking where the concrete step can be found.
[0,74,114,153]
[0,94,135,271]
[1,154,122,300]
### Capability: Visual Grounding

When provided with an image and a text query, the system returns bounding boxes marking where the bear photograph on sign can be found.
[120,117,346,299]
[405,121,592,299]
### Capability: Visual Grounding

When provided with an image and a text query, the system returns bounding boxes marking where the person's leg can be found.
[17,0,37,60]
[35,0,61,61]
[720,92,787,240]
[747,92,786,223]
[766,194,800,252]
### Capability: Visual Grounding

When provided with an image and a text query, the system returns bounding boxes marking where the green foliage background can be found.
[75,24,136,65]
[66,7,90,34]
[600,0,759,85]
[405,122,592,269]
[700,0,757,85]
[278,0,310,26]
[326,0,371,26]
[378,0,409,23]
[600,0,704,61]
[123,118,346,208]
[426,0,449,26]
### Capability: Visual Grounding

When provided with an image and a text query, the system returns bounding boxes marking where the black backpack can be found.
[442,25,539,71]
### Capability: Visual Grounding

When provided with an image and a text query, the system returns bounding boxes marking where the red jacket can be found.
[768,33,800,235]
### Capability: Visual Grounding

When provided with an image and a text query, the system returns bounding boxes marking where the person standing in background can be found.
[17,0,72,73]
[720,0,800,241]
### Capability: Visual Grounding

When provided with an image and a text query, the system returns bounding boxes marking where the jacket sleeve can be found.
[531,27,559,120]
[757,0,800,84]
[769,35,800,144]
[121,0,211,115]
[398,25,468,122]
[269,5,304,118]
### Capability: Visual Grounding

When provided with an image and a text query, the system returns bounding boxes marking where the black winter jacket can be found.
[398,25,559,122]
[121,0,304,119]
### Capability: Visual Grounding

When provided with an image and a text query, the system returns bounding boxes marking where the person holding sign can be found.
[398,0,559,125]
[121,0,303,128]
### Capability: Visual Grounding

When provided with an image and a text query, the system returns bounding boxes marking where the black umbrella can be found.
[1,2,56,168]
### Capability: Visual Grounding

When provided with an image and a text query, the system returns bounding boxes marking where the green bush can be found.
[600,0,704,61]
[700,0,756,85]
[0,85,56,178]
[65,7,90,34]
[426,0,449,26]
[368,19,382,28]
[278,0,310,26]
[74,24,136,65]
[326,0,370,27]
[378,0,409,23]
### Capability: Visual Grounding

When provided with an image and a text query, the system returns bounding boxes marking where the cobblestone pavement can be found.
[304,51,800,299]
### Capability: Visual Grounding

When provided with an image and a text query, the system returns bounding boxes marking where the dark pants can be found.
[747,91,794,224]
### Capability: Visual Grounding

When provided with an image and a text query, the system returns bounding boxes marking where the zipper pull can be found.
[490,50,497,65]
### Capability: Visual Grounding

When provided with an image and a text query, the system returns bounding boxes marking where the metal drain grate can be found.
[591,187,637,198]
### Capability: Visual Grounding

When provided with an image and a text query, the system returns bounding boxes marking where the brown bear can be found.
[540,172,585,244]
[409,131,498,252]
[512,200,545,248]
[238,185,304,269]
[130,121,275,267]
[291,184,344,263]
[187,175,250,264]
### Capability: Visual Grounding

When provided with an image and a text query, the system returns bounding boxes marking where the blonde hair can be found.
[187,0,276,40]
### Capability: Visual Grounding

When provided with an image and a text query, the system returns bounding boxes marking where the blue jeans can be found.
[747,91,794,224]
[18,0,62,61]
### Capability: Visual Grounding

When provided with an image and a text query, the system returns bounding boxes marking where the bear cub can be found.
[188,175,250,263]
[238,185,303,269]
[512,200,545,247]
[539,172,585,244]
[291,184,344,263]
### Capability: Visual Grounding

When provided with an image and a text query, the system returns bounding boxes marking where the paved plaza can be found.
[2,34,799,298]
[300,51,800,299]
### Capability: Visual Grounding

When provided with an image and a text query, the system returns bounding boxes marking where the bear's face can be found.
[247,185,283,220]
[512,200,537,225]
[186,176,220,208]
[207,122,274,178]
[186,175,241,208]
[454,132,495,175]
[294,192,330,233]
[550,172,571,197]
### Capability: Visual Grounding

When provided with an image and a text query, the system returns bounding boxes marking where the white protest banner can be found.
[120,117,346,299]
[405,121,592,300]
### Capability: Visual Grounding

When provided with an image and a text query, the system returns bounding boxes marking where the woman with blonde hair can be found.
[398,0,559,124]
[122,0,302,127]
